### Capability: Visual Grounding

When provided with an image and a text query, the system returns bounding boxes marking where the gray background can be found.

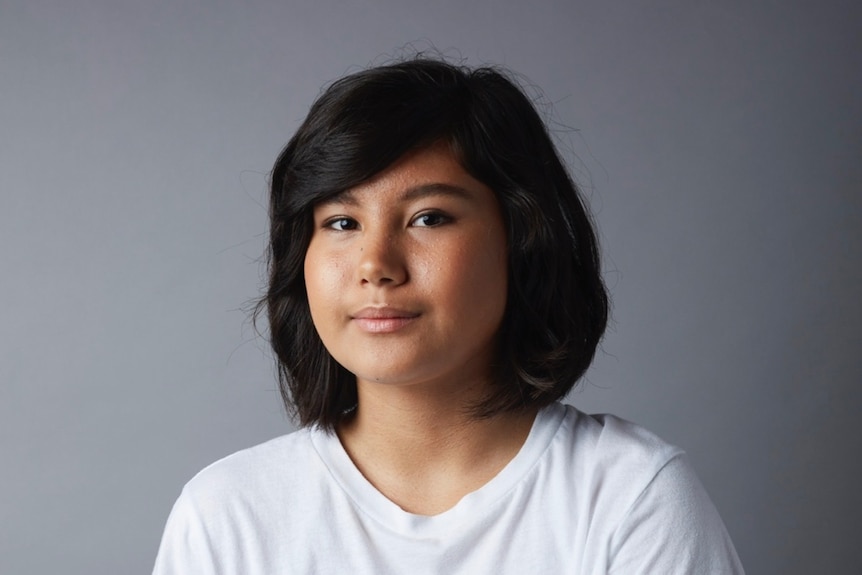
[2,0,860,573]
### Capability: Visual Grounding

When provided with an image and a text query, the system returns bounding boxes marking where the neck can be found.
[336,379,538,515]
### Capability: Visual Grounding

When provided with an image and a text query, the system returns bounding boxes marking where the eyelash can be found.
[322,211,452,230]
[323,217,358,231]
[412,211,451,227]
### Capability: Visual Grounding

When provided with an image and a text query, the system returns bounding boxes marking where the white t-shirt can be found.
[153,402,744,574]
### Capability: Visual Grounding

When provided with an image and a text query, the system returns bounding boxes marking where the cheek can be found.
[477,232,510,326]
[474,250,509,319]
[438,236,508,319]
[303,247,345,318]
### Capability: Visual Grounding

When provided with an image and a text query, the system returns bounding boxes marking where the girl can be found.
[154,58,744,574]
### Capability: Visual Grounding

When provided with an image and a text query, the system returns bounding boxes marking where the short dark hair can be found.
[258,58,608,429]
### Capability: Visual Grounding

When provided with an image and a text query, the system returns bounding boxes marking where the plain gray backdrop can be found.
[2,0,860,573]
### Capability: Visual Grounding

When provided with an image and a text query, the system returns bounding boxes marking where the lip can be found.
[350,306,420,333]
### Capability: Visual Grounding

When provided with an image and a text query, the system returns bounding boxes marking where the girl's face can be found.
[304,143,508,393]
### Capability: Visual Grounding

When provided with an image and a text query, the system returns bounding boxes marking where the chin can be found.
[348,364,437,388]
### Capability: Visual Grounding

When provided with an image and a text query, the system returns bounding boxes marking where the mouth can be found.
[350,306,420,333]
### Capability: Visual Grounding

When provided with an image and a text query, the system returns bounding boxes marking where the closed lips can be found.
[351,307,419,320]
[351,307,420,333]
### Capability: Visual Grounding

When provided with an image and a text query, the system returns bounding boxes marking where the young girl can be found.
[154,59,744,573]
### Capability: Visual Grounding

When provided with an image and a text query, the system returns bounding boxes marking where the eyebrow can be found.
[320,183,475,207]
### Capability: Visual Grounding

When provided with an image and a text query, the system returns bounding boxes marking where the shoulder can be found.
[543,404,744,573]
[549,404,685,491]
[186,429,314,488]
[153,427,334,573]
[171,427,330,526]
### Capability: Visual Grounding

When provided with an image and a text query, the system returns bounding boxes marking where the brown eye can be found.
[325,217,358,231]
[412,212,450,227]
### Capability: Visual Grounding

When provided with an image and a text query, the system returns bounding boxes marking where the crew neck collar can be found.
[309,402,568,539]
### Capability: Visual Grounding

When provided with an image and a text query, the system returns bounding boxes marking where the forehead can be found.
[319,144,493,207]
[320,183,475,208]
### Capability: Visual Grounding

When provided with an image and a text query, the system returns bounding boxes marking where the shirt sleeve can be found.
[152,488,221,575]
[607,454,745,574]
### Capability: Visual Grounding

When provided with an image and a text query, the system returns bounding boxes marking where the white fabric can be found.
[153,403,744,574]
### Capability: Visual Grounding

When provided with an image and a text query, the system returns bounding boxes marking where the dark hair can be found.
[258,58,608,429]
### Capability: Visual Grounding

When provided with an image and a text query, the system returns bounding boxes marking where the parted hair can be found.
[258,58,609,430]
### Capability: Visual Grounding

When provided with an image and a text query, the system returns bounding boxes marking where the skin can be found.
[304,143,536,515]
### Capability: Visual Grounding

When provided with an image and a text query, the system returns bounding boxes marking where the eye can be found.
[324,217,358,231]
[412,211,451,227]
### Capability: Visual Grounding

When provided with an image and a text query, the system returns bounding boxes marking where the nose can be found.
[356,229,407,287]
